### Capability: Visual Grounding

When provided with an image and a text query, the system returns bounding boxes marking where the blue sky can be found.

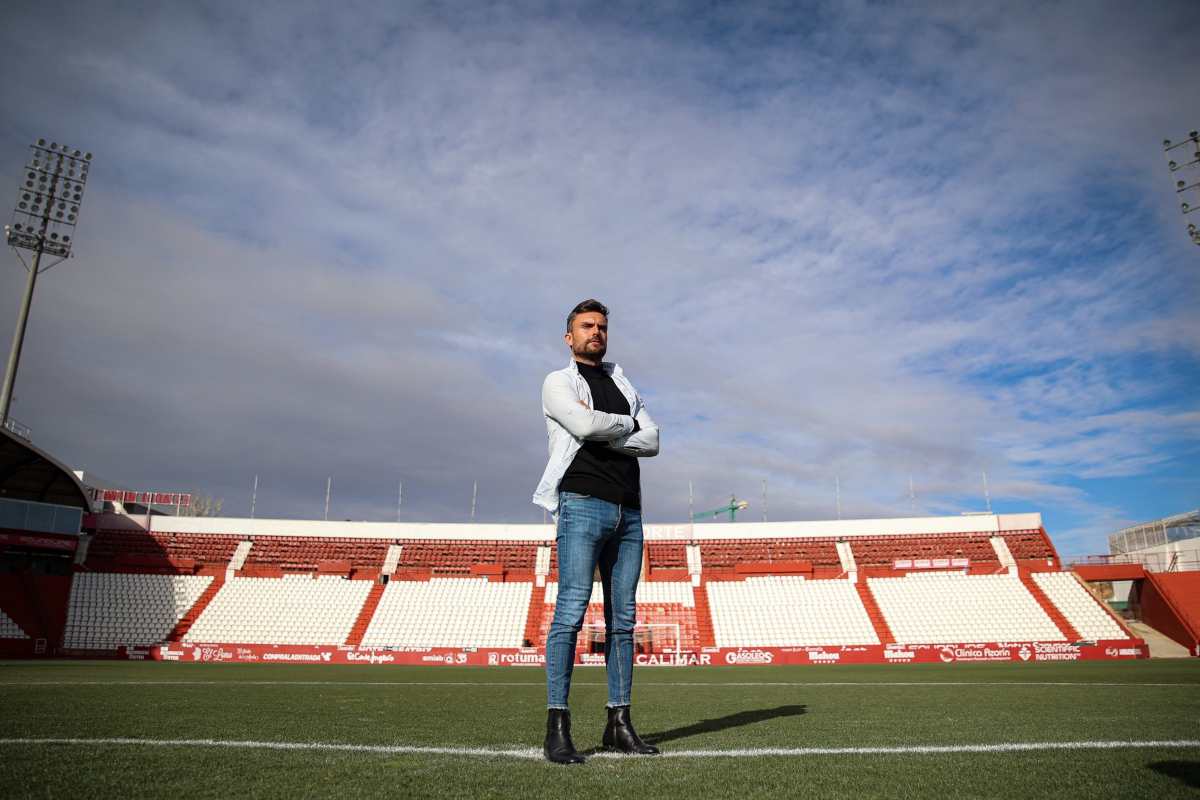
[0,1,1196,554]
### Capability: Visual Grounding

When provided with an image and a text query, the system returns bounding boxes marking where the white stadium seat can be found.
[63,573,213,649]
[360,578,532,649]
[706,576,879,647]
[1033,571,1128,640]
[0,608,28,639]
[868,572,1062,644]
[183,574,371,646]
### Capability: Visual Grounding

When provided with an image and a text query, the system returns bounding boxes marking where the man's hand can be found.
[578,400,589,409]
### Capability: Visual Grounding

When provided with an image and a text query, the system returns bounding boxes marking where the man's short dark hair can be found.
[567,299,609,331]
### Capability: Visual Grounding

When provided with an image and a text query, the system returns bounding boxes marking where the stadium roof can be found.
[0,427,91,510]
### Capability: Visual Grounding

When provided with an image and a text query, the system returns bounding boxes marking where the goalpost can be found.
[580,623,681,658]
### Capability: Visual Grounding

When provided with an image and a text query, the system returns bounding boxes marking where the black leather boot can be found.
[602,705,660,755]
[544,709,585,764]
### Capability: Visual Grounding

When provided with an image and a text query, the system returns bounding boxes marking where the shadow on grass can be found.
[578,705,808,755]
[1147,761,1200,790]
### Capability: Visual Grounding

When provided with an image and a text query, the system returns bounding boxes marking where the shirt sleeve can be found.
[543,372,635,442]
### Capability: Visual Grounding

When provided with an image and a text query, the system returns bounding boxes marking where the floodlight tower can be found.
[1162,129,1200,246]
[1,139,92,424]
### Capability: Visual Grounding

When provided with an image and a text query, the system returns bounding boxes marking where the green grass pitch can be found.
[1,659,1198,798]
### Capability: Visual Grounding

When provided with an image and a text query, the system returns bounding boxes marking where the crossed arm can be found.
[542,373,660,457]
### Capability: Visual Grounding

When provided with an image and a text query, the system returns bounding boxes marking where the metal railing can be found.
[1067,549,1200,573]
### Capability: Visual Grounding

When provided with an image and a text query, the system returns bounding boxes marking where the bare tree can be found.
[180,492,224,517]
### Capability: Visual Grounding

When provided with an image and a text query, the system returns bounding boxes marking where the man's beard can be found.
[574,340,606,360]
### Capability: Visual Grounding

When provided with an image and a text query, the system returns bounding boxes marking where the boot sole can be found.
[603,745,661,755]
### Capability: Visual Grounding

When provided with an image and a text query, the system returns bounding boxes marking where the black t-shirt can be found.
[558,362,641,509]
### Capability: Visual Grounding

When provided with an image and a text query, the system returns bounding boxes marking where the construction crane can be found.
[691,495,749,522]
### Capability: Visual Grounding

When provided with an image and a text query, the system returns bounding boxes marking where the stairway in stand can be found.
[1018,570,1082,641]
[166,573,225,642]
[692,582,716,648]
[522,583,547,647]
[344,580,388,647]
[854,580,895,645]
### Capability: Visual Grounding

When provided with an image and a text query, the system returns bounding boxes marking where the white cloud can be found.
[0,1,1195,553]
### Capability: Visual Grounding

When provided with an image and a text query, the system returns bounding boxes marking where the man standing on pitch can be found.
[533,298,661,765]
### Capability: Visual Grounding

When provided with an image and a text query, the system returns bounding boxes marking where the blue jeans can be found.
[546,492,643,709]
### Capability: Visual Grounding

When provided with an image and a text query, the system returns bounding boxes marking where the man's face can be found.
[565,311,608,362]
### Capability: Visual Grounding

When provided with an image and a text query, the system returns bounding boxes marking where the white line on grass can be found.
[0,737,1197,760]
[0,680,1195,688]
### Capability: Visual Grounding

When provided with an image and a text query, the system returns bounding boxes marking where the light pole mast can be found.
[2,139,92,425]
[1163,129,1200,246]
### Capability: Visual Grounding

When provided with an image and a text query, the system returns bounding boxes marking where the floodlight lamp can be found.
[1184,202,1191,211]
[1191,130,1199,139]
[1164,139,1172,148]
[1179,181,1188,189]
[36,138,45,146]
[85,153,92,161]
[1170,161,1178,170]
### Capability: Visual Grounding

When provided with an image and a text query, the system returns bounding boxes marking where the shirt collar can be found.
[567,358,619,376]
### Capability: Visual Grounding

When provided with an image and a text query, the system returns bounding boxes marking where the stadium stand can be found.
[360,578,531,648]
[241,536,389,575]
[869,573,1063,644]
[1033,571,1129,640]
[397,540,537,575]
[1003,529,1058,562]
[1018,570,1081,640]
[183,575,372,645]
[646,541,688,569]
[3,509,1156,660]
[849,533,997,567]
[706,576,879,647]
[0,608,28,639]
[699,538,839,572]
[64,573,213,649]
[85,530,241,572]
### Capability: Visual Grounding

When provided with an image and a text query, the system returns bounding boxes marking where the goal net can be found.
[580,623,681,657]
